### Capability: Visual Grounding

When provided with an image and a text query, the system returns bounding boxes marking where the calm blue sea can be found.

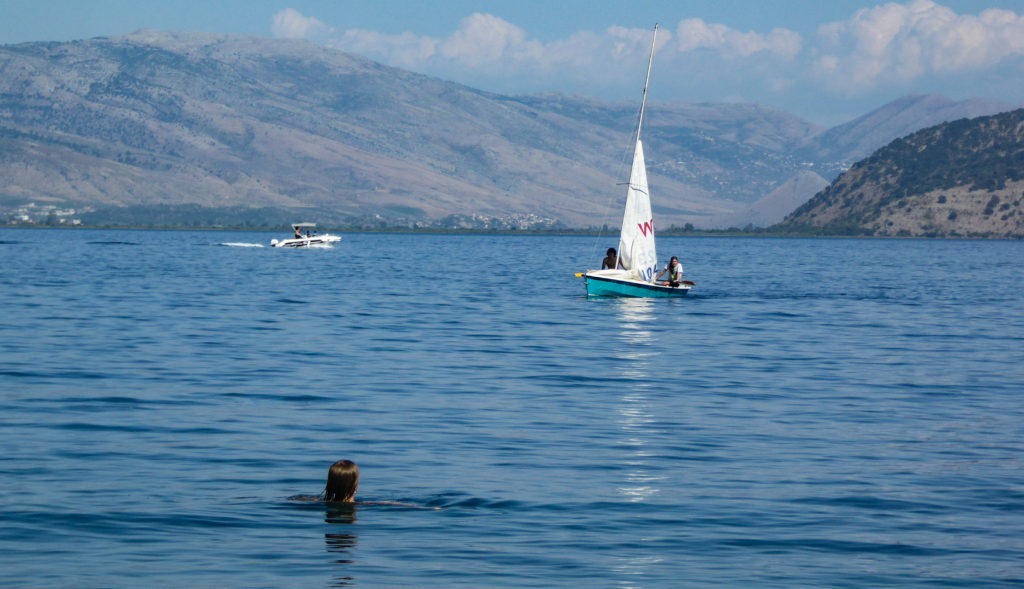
[1,228,1022,587]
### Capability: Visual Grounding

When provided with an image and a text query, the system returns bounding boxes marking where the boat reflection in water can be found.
[609,297,671,578]
[612,298,665,503]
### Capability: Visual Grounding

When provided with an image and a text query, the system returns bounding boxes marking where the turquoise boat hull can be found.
[584,273,691,298]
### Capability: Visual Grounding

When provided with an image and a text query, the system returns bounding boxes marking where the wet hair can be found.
[606,248,616,256]
[325,460,359,502]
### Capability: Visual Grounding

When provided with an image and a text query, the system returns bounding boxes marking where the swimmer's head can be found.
[325,460,359,502]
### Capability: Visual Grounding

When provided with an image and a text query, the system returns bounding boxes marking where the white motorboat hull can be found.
[271,234,341,248]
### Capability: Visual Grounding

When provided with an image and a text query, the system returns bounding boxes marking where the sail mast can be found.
[635,23,658,144]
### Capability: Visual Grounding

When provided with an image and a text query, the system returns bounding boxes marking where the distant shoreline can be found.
[2,223,1018,239]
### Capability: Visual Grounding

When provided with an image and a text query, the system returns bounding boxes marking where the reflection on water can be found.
[325,504,358,587]
[613,298,657,345]
[612,298,665,503]
[611,298,669,582]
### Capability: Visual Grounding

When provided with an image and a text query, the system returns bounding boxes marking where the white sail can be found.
[617,138,657,282]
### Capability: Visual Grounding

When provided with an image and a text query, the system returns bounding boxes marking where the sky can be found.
[3,0,1024,125]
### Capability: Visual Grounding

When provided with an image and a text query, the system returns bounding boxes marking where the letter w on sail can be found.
[637,219,654,237]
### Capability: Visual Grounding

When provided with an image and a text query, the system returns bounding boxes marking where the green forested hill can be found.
[776,108,1024,238]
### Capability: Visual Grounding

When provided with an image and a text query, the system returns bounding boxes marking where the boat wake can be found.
[220,242,264,248]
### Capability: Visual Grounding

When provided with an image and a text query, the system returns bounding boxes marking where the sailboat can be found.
[580,24,692,298]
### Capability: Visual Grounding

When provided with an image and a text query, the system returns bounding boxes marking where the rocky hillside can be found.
[0,31,1017,229]
[776,109,1024,238]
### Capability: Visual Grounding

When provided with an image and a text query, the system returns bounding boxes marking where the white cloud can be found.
[332,29,439,68]
[437,13,542,68]
[676,19,802,59]
[276,3,1024,106]
[815,0,1024,91]
[606,25,664,57]
[328,15,681,84]
[271,8,329,40]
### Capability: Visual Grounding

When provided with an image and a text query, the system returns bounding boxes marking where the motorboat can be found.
[271,223,341,248]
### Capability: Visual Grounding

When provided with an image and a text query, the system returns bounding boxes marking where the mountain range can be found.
[0,30,1018,229]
